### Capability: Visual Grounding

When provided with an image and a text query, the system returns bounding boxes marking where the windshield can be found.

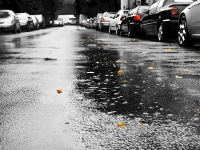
[0,12,10,18]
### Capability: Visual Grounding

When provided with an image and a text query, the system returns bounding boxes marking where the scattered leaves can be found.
[184,69,189,73]
[116,60,120,63]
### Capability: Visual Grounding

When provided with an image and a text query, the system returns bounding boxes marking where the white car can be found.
[16,13,34,32]
[109,10,128,35]
[99,12,116,32]
[0,10,21,34]
[177,0,200,47]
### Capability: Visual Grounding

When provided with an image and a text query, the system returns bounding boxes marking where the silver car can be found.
[177,0,200,47]
[99,12,116,32]
[0,10,21,34]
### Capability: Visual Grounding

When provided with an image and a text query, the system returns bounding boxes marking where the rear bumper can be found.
[129,22,140,32]
[101,22,110,27]
[163,19,178,38]
[0,24,14,31]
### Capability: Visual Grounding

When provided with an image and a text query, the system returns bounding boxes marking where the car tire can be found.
[158,22,167,42]
[100,25,103,32]
[177,17,195,47]
[12,25,17,34]
[26,23,31,32]
[109,27,113,34]
[120,29,124,36]
[17,25,21,33]
[128,28,133,38]
[116,26,120,35]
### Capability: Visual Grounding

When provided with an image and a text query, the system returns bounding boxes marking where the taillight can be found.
[133,14,141,21]
[171,6,179,15]
[101,18,105,22]
[120,17,124,21]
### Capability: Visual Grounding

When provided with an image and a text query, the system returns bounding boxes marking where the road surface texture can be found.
[1,26,200,150]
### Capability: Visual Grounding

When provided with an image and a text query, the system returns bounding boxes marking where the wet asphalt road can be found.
[1,26,200,149]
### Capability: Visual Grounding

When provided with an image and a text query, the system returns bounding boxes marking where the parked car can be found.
[34,14,46,29]
[99,12,116,32]
[120,5,149,37]
[0,10,21,34]
[81,20,86,27]
[109,10,128,35]
[88,18,95,29]
[92,17,97,29]
[15,13,34,32]
[94,13,103,30]
[30,15,39,30]
[177,0,200,47]
[141,0,195,41]
[51,20,60,27]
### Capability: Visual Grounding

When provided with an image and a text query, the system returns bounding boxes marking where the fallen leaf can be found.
[147,67,155,70]
[117,70,123,76]
[139,121,145,126]
[117,122,125,127]
[107,45,111,46]
[122,79,128,83]
[57,89,62,94]
[175,75,183,79]
[165,48,172,51]
[195,60,199,63]
[116,60,120,63]
[87,71,95,74]
[184,69,189,72]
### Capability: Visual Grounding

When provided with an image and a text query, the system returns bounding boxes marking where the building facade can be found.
[121,0,157,10]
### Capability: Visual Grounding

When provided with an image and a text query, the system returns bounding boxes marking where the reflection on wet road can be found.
[1,26,200,149]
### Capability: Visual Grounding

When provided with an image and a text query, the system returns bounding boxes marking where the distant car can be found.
[58,20,64,27]
[88,18,95,29]
[177,0,200,47]
[109,10,128,35]
[0,10,21,34]
[141,0,195,41]
[120,5,149,37]
[94,13,103,30]
[99,12,116,32]
[15,12,34,32]
[81,20,86,27]
[30,15,39,30]
[85,19,90,28]
[34,14,46,29]
[51,20,60,27]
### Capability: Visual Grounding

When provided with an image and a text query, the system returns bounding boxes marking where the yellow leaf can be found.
[165,48,172,51]
[87,71,95,74]
[116,60,120,63]
[176,75,183,79]
[122,80,128,83]
[57,89,62,94]
[117,122,125,127]
[107,45,111,46]
[184,69,188,72]
[195,60,199,63]
[147,67,155,70]
[117,70,123,76]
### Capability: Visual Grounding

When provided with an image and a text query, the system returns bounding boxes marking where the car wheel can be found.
[158,22,167,42]
[26,23,31,32]
[128,28,133,38]
[12,25,17,34]
[116,26,120,35]
[100,25,103,32]
[120,29,124,36]
[177,17,195,47]
[109,27,113,34]
[18,25,21,33]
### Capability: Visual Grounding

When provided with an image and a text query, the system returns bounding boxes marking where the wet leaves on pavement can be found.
[57,89,62,94]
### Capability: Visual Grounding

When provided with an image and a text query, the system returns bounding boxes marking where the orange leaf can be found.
[117,122,125,127]
[57,89,62,94]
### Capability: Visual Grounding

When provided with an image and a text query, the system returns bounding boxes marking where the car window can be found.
[138,6,149,13]
[0,12,10,18]
[149,1,159,15]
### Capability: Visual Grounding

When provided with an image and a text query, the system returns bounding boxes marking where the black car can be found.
[141,0,195,41]
[120,5,149,37]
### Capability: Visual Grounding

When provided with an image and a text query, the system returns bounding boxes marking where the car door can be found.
[142,1,159,35]
[190,0,200,35]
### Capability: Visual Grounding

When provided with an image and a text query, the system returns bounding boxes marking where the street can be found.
[1,25,200,149]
